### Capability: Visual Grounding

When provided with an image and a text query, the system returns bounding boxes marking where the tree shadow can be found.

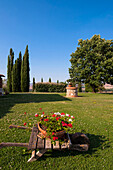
[37,133,111,161]
[0,93,71,118]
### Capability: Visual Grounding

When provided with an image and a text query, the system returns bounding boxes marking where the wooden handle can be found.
[0,142,29,149]
[9,124,32,130]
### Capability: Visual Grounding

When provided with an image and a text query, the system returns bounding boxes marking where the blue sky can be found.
[0,0,113,83]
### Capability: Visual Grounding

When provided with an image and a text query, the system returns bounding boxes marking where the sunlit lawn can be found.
[0,92,113,169]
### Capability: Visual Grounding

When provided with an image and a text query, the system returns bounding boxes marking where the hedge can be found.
[35,82,66,92]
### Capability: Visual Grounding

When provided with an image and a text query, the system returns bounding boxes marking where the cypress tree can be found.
[24,45,30,92]
[33,77,35,92]
[12,61,16,92]
[49,78,51,83]
[19,52,22,91]
[21,57,24,92]
[41,78,43,82]
[7,55,11,92]
[10,48,14,92]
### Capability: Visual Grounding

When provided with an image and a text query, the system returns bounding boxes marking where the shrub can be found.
[35,82,66,92]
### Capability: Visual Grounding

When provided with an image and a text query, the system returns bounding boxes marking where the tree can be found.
[10,48,14,92]
[7,48,14,92]
[41,78,43,82]
[33,77,35,92]
[7,55,11,92]
[69,35,113,92]
[21,45,30,92]
[18,51,22,91]
[12,59,20,92]
[49,78,51,83]
[21,57,24,92]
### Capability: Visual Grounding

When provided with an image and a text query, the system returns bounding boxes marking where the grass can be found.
[0,92,113,169]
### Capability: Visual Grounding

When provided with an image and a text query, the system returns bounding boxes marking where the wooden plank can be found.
[28,124,38,150]
[37,137,45,149]
[45,139,51,149]
[53,141,60,149]
[0,142,29,149]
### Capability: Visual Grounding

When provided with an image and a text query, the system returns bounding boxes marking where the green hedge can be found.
[35,83,66,92]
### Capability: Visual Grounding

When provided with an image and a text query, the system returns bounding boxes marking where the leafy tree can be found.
[69,35,113,92]
[32,77,35,92]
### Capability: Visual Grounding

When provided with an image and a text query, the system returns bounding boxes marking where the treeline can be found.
[7,45,30,92]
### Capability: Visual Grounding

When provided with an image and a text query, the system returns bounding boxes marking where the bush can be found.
[35,83,66,92]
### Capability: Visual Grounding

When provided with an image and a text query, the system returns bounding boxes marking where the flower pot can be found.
[38,123,66,139]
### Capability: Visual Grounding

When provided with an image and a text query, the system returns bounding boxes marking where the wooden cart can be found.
[0,124,90,162]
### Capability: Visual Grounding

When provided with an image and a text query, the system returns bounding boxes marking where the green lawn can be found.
[0,92,113,169]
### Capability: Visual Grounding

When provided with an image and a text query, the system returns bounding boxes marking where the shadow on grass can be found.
[35,133,110,161]
[0,93,71,119]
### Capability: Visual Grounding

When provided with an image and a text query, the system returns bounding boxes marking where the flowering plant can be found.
[23,108,75,144]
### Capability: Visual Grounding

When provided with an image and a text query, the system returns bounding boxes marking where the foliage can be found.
[41,78,43,82]
[35,82,66,92]
[12,59,20,92]
[24,109,75,144]
[49,78,51,83]
[69,35,113,92]
[32,77,35,92]
[22,45,30,92]
[7,55,11,92]
[7,46,30,92]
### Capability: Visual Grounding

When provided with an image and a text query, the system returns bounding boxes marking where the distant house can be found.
[103,83,113,90]
[0,74,5,95]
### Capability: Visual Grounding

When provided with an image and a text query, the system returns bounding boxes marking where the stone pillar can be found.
[66,87,78,97]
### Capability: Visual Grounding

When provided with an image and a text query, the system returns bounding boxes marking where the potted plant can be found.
[23,108,75,144]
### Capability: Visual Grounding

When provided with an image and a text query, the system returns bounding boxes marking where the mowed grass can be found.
[0,92,113,170]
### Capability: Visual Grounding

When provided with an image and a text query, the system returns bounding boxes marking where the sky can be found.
[0,0,113,83]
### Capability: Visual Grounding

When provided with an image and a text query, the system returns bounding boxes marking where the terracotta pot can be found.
[38,123,66,138]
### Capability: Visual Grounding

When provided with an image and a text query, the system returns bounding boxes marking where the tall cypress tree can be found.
[7,55,11,92]
[10,48,14,92]
[21,56,24,92]
[19,52,22,91]
[33,77,35,92]
[23,45,30,92]
[12,60,16,92]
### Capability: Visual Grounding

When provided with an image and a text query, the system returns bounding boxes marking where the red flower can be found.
[62,123,67,126]
[24,123,27,126]
[44,119,49,121]
[53,137,58,141]
[61,112,65,115]
[56,117,61,121]
[39,108,42,110]
[68,115,71,117]
[24,112,26,115]
[67,124,72,128]
[52,114,56,117]
[72,116,75,119]
[52,132,55,135]
[35,114,39,117]
[42,112,45,114]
